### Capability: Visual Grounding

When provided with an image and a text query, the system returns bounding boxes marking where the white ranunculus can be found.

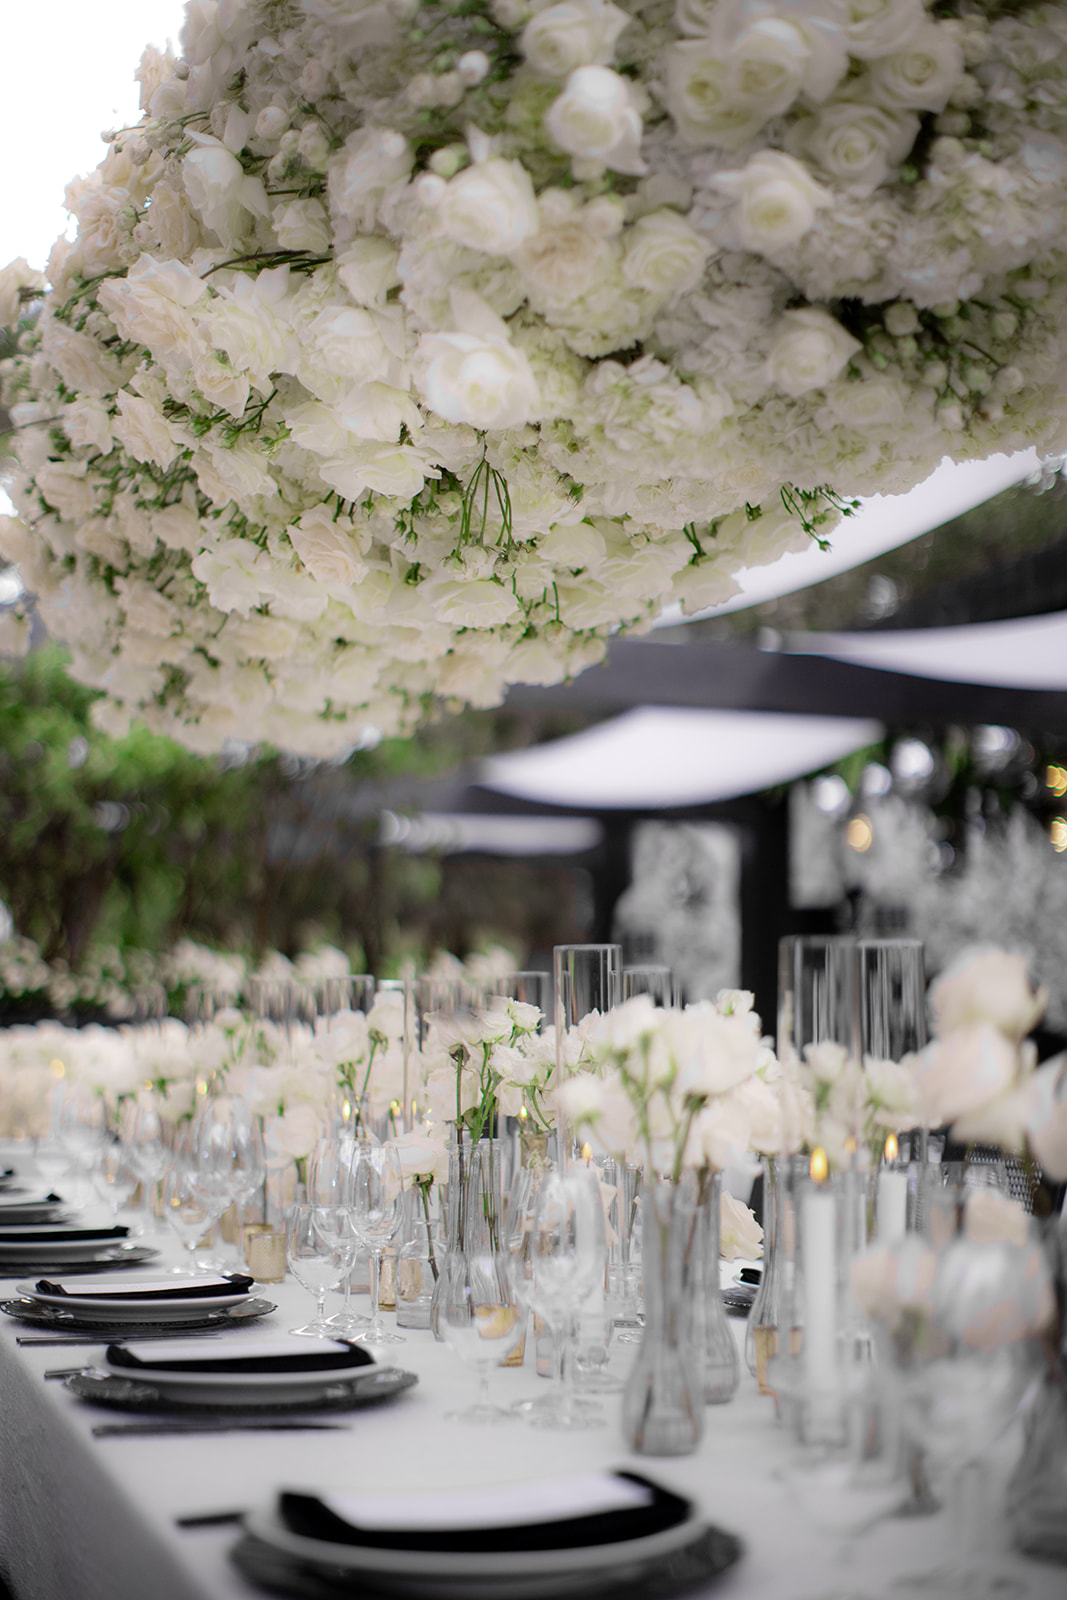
[766,307,861,396]
[437,158,539,256]
[421,330,540,430]
[288,506,367,587]
[801,101,919,191]
[663,40,766,151]
[544,66,647,175]
[841,0,925,60]
[930,948,1048,1042]
[718,149,830,252]
[621,209,709,297]
[868,23,965,114]
[521,0,630,80]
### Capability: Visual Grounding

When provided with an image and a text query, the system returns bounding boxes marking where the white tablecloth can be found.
[0,1172,1063,1600]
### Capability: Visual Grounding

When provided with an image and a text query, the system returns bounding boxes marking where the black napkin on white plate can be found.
[34,1272,255,1299]
[0,1226,128,1243]
[107,1336,374,1377]
[0,1193,62,1207]
[277,1471,691,1554]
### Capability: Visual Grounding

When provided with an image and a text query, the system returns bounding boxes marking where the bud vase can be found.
[691,1171,739,1404]
[745,1155,783,1393]
[622,1178,703,1456]
[430,1131,508,1341]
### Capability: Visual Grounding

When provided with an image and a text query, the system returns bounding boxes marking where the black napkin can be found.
[107,1340,374,1376]
[0,1193,62,1207]
[34,1273,255,1299]
[0,1226,128,1243]
[278,1472,691,1554]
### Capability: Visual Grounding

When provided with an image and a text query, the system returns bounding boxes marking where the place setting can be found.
[230,1470,743,1600]
[2,1268,275,1336]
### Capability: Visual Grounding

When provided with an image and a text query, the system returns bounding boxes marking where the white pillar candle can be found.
[802,1187,836,1391]
[877,1169,908,1244]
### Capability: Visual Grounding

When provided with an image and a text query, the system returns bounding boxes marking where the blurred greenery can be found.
[0,645,594,985]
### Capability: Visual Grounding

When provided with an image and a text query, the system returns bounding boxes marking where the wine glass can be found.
[161,1164,215,1274]
[119,1092,168,1231]
[348,1141,405,1345]
[186,1099,262,1270]
[440,1249,525,1423]
[307,1138,368,1334]
[287,1204,353,1338]
[91,1140,139,1223]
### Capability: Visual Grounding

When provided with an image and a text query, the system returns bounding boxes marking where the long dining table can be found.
[0,1159,1063,1600]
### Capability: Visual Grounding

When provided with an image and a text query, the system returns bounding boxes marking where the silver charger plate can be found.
[230,1518,742,1600]
[0,1245,159,1278]
[64,1365,417,1416]
[0,1293,276,1334]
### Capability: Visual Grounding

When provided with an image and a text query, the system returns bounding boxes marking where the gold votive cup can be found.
[243,1224,287,1283]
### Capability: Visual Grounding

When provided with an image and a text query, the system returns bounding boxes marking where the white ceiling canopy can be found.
[782,609,1067,692]
[655,450,1042,626]
[479,707,883,811]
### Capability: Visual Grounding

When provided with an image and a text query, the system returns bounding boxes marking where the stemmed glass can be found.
[286,1203,356,1338]
[508,1167,607,1429]
[349,1141,405,1345]
[118,1093,168,1231]
[91,1140,139,1224]
[161,1164,215,1274]
[186,1099,264,1271]
[307,1138,368,1334]
[440,1250,525,1423]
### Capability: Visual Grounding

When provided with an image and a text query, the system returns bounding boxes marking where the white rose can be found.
[663,40,766,151]
[437,158,539,256]
[841,0,925,60]
[112,390,180,471]
[717,149,830,252]
[40,321,125,397]
[726,17,811,117]
[930,949,1047,1042]
[621,209,709,296]
[720,1191,763,1262]
[544,67,646,175]
[272,197,332,252]
[0,258,43,327]
[868,23,965,114]
[521,1,630,80]
[766,307,861,396]
[801,101,919,191]
[35,461,96,522]
[327,127,413,226]
[288,506,367,587]
[1026,1054,1067,1182]
[307,306,391,383]
[912,1025,1021,1128]
[421,330,540,430]
[336,237,400,305]
[63,397,114,454]
[183,142,268,243]
[319,442,439,500]
[265,1103,323,1161]
[427,578,522,627]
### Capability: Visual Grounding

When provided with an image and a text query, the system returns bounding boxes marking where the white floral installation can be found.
[3,0,1067,754]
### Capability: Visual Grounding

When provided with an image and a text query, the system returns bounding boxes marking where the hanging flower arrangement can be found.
[3,0,1067,754]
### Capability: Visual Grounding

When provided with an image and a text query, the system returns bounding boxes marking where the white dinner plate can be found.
[0,1237,131,1261]
[103,1336,368,1404]
[243,1502,706,1585]
[16,1275,253,1320]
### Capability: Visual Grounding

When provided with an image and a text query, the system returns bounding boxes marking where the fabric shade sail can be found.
[782,608,1067,692]
[477,707,882,812]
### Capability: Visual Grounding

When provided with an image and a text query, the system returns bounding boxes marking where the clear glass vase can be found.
[430,1132,508,1341]
[395,1185,440,1331]
[622,1179,704,1457]
[745,1156,782,1392]
[691,1171,739,1405]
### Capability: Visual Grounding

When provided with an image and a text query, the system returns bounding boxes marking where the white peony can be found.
[766,307,861,396]
[521,1,630,80]
[544,66,647,175]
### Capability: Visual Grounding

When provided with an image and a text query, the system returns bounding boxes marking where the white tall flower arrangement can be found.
[3,0,1067,753]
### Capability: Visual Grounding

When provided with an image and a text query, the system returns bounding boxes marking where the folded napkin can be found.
[34,1272,254,1300]
[107,1334,373,1376]
[278,1472,690,1554]
[0,1193,62,1208]
[0,1226,128,1243]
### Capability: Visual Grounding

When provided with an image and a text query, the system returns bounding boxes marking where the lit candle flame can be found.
[810,1147,828,1184]
[884,1133,898,1163]
[581,1142,593,1164]
[518,1105,527,1121]
[49,1058,65,1079]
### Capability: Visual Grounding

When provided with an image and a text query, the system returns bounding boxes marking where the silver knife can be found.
[92,1419,349,1438]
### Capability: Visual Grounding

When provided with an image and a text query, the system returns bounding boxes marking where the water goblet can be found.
[287,1204,354,1337]
[92,1140,139,1223]
[349,1141,405,1345]
[161,1165,215,1275]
